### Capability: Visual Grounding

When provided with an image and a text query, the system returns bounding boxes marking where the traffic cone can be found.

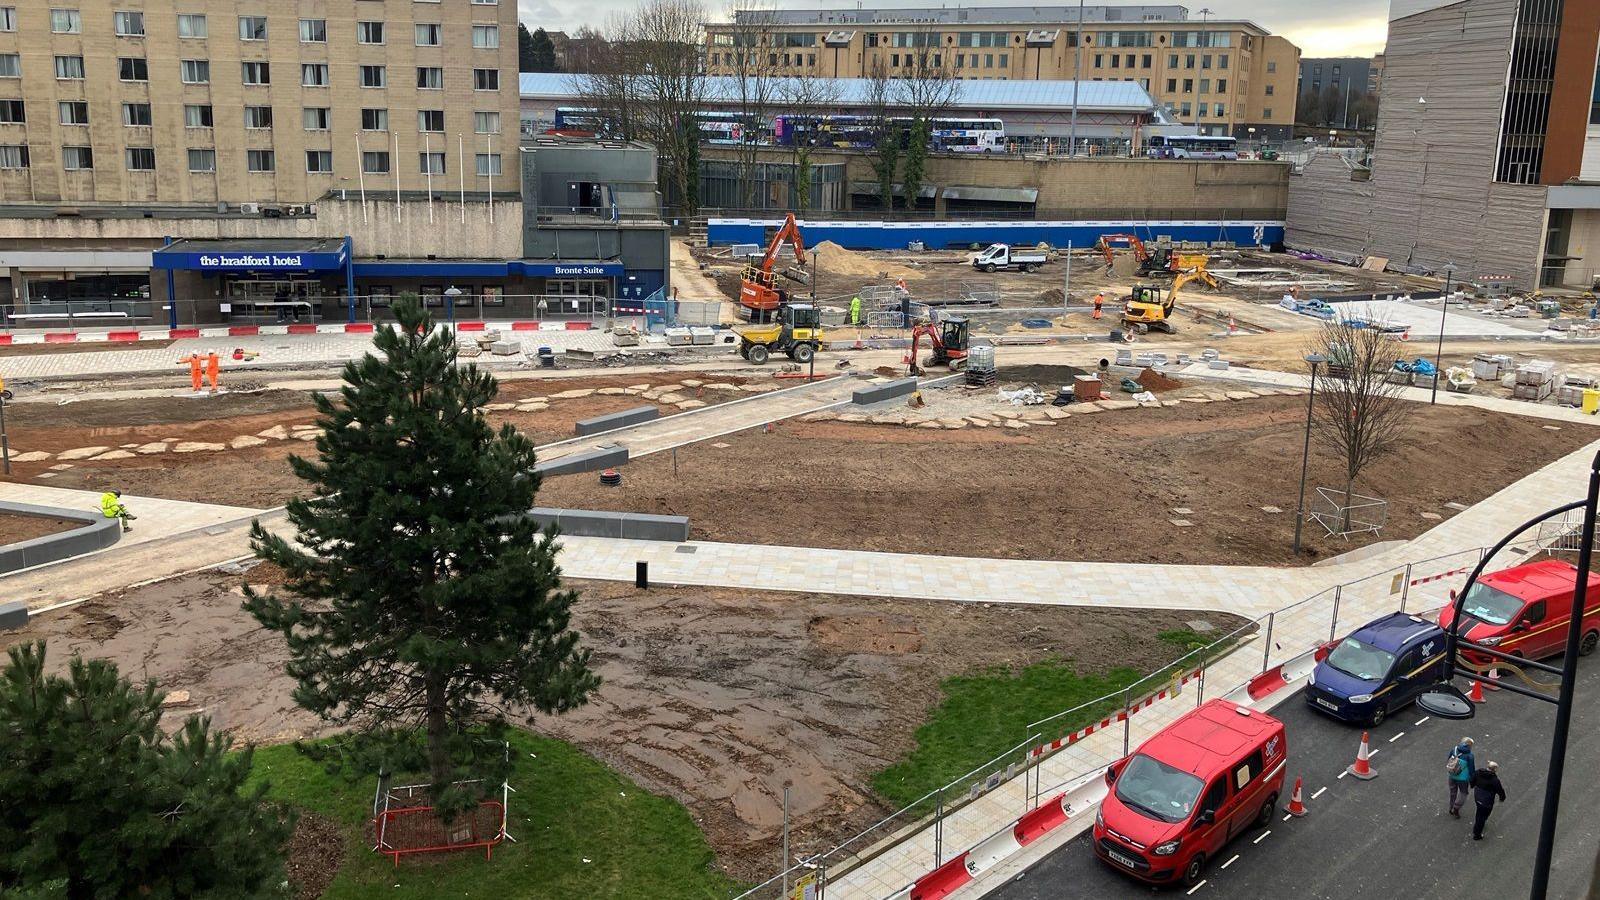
[1228,315,1238,335]
[1285,777,1308,817]
[1347,732,1378,780]
[1401,328,1411,342]
[1468,680,1486,703]
[1486,666,1501,691]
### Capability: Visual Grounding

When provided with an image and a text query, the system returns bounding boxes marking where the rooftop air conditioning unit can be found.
[286,204,311,216]
[1025,29,1059,46]
[261,205,285,218]
[239,202,261,214]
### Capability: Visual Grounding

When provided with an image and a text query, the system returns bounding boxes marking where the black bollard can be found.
[636,560,648,589]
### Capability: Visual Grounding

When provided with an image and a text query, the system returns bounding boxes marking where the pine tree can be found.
[518,22,538,73]
[530,27,558,73]
[0,642,290,898]
[245,296,599,813]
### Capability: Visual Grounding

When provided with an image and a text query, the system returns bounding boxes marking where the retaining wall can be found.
[527,507,689,542]
[852,377,920,405]
[0,500,121,577]
[574,406,659,437]
[533,446,629,477]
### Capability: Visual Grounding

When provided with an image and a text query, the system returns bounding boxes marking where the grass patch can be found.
[249,729,741,900]
[871,659,1142,811]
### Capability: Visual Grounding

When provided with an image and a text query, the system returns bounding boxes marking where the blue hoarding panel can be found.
[706,218,1286,251]
[153,249,349,271]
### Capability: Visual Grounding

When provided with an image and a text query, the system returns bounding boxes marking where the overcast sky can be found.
[517,0,1389,58]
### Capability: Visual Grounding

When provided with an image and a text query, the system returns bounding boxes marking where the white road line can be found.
[1253,830,1272,845]
[1311,786,1328,800]
[1389,731,1406,743]
[1338,770,1348,780]
[1282,812,1292,821]
[1221,855,1241,870]
[1187,880,1208,895]
[1416,716,1431,726]
[1368,747,1381,757]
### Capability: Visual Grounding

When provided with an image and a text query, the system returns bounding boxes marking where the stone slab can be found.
[574,406,660,437]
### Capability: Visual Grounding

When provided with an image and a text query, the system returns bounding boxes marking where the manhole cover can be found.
[1169,519,1194,528]
[674,545,697,554]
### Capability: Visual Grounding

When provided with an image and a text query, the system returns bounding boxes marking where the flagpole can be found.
[392,130,401,222]
[486,134,495,224]
[458,133,466,224]
[425,131,434,223]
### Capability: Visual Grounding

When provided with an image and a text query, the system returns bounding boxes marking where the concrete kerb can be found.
[0,500,121,579]
[532,446,628,477]
[529,507,689,542]
[852,377,920,406]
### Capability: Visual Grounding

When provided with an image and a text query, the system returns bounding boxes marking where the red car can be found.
[1439,560,1600,663]
[1094,699,1287,887]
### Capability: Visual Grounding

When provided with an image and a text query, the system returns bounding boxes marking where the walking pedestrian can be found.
[1093,292,1105,320]
[1447,737,1475,818]
[1471,761,1506,840]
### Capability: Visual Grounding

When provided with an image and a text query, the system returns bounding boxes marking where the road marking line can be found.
[1311,786,1328,799]
[1338,770,1348,780]
[1221,855,1240,870]
[1187,880,1208,895]
[1368,748,1380,757]
[1282,813,1292,821]
[1416,716,1431,726]
[1389,731,1406,743]
[1253,830,1271,844]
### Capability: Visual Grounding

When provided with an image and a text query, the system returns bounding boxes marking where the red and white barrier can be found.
[1029,668,1200,759]
[1411,565,1472,587]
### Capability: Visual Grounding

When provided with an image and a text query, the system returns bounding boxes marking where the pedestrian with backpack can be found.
[1447,737,1476,818]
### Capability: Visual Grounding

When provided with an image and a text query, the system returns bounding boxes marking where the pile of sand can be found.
[812,241,919,282]
[1136,367,1185,392]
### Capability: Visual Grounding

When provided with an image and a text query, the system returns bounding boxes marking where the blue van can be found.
[1304,612,1446,726]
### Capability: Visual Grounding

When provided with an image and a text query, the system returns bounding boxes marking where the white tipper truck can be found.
[971,243,1050,273]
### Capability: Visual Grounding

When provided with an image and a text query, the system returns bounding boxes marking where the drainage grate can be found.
[674,545,697,554]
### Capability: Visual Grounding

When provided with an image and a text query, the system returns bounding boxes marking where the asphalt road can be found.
[991,663,1600,899]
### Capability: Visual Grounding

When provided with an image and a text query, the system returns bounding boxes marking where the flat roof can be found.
[521,73,1156,113]
[160,237,347,254]
[733,5,1189,25]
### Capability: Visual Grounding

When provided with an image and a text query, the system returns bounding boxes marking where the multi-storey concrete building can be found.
[703,5,1300,140]
[0,0,520,206]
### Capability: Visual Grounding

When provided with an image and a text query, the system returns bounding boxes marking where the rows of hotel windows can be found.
[0,142,505,176]
[25,6,500,39]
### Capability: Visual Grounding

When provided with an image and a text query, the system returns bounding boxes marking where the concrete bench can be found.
[0,500,122,580]
[527,507,689,542]
[574,406,659,436]
[852,377,920,406]
[533,445,628,477]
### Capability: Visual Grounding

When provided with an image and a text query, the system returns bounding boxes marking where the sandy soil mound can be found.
[812,241,919,282]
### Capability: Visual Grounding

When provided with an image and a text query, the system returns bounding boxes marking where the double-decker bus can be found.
[1145,134,1240,160]
[773,115,1004,152]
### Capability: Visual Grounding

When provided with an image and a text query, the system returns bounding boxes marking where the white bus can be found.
[1146,134,1240,160]
[928,118,1006,153]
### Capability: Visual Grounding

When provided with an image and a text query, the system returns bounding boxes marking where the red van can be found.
[1438,560,1600,662]
[1093,699,1287,887]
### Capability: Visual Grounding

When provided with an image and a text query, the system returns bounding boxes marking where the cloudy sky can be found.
[517,0,1390,57]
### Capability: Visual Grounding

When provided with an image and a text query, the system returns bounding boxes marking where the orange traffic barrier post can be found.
[1347,731,1377,780]
[1285,777,1308,817]
[1468,680,1486,703]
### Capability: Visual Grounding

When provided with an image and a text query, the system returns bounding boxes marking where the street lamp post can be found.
[1416,448,1600,900]
[1431,265,1454,404]
[443,285,462,324]
[1292,352,1325,555]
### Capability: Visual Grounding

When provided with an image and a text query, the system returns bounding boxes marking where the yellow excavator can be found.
[1121,265,1219,334]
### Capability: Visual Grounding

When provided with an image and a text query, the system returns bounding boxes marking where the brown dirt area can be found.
[2,375,770,508]
[541,395,1598,566]
[0,513,83,544]
[0,569,1235,881]
[0,338,175,357]
[283,811,343,900]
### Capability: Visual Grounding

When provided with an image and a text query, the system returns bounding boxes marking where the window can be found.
[184,104,212,127]
[475,152,502,176]
[302,63,329,87]
[118,57,149,81]
[247,149,274,172]
[1217,78,1227,93]
[472,0,498,4]
[177,14,206,38]
[0,145,27,168]
[1214,103,1225,117]
[1142,54,1152,67]
[998,53,1008,67]
[244,106,273,129]
[360,65,386,88]
[416,67,443,90]
[299,18,325,42]
[474,111,500,134]
[0,8,13,32]
[51,9,81,34]
[472,25,499,49]
[1199,78,1210,93]
[1185,54,1195,68]
[1262,107,1273,119]
[55,56,85,80]
[1168,53,1178,67]
[1202,55,1212,69]
[58,101,87,125]
[1266,61,1276,73]
[418,109,444,131]
[122,102,151,126]
[1110,54,1119,68]
[187,148,215,171]
[358,21,384,44]
[303,107,330,130]
[238,16,266,41]
[419,151,445,175]
[1199,778,1227,818]
[1183,78,1193,92]
[306,150,333,173]
[61,146,91,170]
[0,55,16,78]
[180,59,209,83]
[125,147,156,171]
[361,150,390,173]
[241,61,270,85]
[1093,53,1102,67]
[415,23,441,46]
[360,108,388,131]
[114,10,144,36]
[1265,84,1274,96]
[1218,54,1229,70]
[473,68,498,91]
[0,100,21,124]
[1165,78,1176,92]
[1232,750,1263,792]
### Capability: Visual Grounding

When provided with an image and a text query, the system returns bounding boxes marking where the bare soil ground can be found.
[541,395,1597,566]
[0,513,82,544]
[0,569,1232,881]
[2,375,769,508]
[0,338,175,357]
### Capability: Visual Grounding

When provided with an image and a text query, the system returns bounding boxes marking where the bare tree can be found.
[775,76,840,212]
[1310,319,1413,530]
[895,28,960,211]
[724,1,779,209]
[864,59,899,211]
[633,0,709,215]
[567,17,644,141]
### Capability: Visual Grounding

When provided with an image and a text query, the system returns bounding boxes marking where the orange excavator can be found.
[1097,234,1150,275]
[907,316,970,375]
[1097,234,1187,278]
[739,213,812,322]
